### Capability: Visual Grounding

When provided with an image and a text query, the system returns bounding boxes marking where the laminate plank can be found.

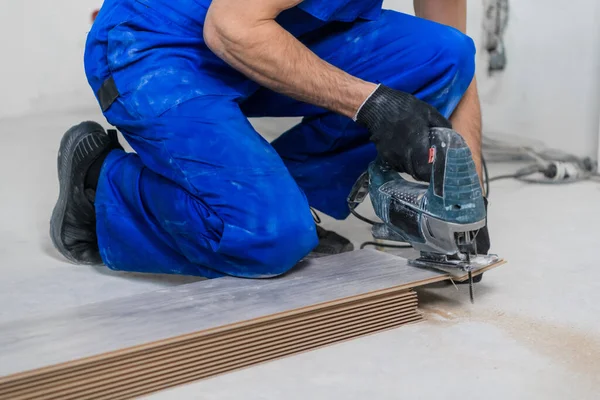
[5,296,417,398]
[3,292,415,395]
[23,308,419,400]
[47,316,422,400]
[0,249,445,377]
[1,250,507,400]
[99,317,421,400]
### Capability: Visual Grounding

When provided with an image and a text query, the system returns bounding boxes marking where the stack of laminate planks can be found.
[0,250,505,400]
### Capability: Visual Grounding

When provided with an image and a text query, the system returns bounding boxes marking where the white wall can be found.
[383,0,600,159]
[1,0,599,159]
[0,0,100,118]
[469,1,600,159]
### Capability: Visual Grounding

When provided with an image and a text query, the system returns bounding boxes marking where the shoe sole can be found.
[49,121,107,265]
[306,243,354,259]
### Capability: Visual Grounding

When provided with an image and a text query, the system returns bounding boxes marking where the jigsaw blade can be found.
[468,270,474,303]
[348,127,502,303]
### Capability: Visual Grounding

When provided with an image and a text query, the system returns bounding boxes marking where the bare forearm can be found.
[450,80,482,174]
[414,0,467,31]
[414,0,483,182]
[204,0,376,118]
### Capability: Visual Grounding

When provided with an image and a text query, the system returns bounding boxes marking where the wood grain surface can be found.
[1,288,421,399]
[0,249,506,400]
[0,249,446,377]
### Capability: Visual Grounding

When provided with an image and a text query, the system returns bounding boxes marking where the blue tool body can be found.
[349,127,486,258]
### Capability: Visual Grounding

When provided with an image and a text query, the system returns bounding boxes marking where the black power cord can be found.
[360,241,412,250]
[482,154,490,197]
[350,206,413,250]
[349,208,378,226]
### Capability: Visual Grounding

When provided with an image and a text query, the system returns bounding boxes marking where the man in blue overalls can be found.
[50,0,489,278]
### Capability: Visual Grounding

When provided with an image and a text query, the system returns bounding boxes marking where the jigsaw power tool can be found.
[348,127,499,301]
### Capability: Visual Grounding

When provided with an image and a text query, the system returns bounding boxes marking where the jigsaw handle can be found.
[426,127,485,225]
[359,127,483,229]
[428,127,472,198]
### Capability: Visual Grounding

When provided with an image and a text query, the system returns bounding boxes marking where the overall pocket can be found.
[106,3,208,119]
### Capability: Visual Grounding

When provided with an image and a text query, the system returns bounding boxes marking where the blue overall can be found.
[84,0,476,277]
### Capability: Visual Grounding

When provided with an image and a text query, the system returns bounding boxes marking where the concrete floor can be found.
[1,107,600,399]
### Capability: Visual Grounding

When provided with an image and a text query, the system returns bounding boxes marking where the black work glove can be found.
[355,84,452,182]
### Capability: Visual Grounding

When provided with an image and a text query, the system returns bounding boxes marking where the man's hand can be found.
[204,0,377,119]
[355,85,452,182]
[204,0,474,186]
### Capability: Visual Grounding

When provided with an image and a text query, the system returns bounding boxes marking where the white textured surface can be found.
[1,110,600,398]
[0,249,442,376]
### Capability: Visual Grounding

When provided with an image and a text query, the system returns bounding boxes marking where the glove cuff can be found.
[354,84,414,132]
[352,83,381,122]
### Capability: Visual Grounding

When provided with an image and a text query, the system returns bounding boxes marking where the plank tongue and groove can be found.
[0,249,503,399]
[0,250,444,377]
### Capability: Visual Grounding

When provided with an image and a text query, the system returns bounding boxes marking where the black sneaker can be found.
[305,209,354,259]
[50,121,122,265]
[311,225,354,256]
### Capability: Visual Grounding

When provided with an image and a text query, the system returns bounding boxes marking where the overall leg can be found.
[76,1,317,277]
[241,10,476,219]
[95,99,317,278]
